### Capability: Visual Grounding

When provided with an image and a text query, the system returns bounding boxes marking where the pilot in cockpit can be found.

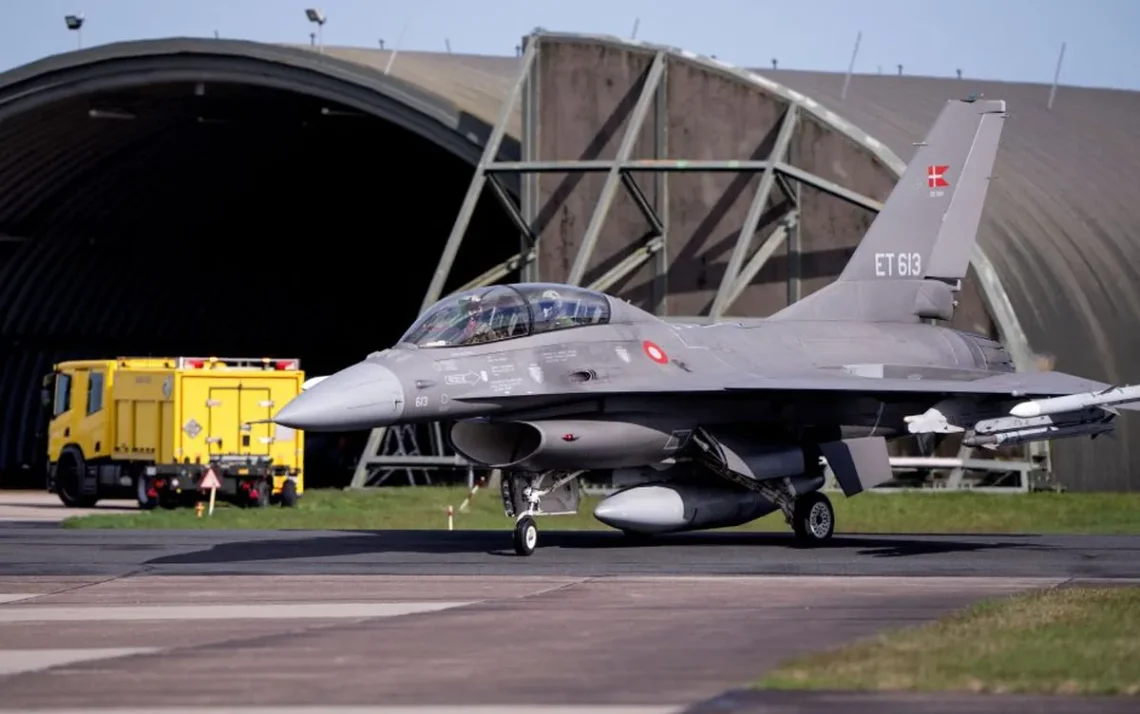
[536,289,576,329]
[455,294,491,343]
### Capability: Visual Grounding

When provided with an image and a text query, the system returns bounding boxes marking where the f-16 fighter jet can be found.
[275,96,1140,555]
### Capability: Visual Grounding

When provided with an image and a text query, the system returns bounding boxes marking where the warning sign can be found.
[199,467,221,490]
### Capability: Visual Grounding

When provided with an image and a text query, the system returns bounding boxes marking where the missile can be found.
[1009,384,1140,419]
[963,421,1114,448]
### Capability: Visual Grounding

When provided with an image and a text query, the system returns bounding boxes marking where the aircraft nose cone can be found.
[274,361,405,431]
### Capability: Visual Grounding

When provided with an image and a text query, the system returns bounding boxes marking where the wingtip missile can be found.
[1009,384,1140,419]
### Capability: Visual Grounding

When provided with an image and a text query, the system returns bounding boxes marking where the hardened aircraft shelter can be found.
[0,31,1137,491]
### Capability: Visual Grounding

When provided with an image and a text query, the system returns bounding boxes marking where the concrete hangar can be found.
[0,31,1137,492]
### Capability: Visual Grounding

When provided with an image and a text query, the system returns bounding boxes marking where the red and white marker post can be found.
[200,466,222,516]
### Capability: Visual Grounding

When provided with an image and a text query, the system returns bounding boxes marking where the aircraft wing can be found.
[454,367,1118,402]
[724,369,1112,398]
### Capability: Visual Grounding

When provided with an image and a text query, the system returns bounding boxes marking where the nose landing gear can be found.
[513,515,538,556]
[501,470,583,556]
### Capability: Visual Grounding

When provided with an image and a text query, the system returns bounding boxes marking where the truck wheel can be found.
[250,478,271,508]
[56,448,97,508]
[280,479,299,508]
[136,475,157,510]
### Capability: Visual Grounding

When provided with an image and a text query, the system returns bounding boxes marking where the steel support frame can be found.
[710,103,799,319]
[356,31,1045,490]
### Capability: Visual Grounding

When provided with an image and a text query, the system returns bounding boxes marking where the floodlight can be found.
[65,14,84,31]
[305,9,325,25]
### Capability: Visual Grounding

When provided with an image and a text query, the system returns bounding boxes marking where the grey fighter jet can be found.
[275,96,1140,556]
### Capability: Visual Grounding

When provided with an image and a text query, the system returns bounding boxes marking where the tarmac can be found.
[0,491,1137,713]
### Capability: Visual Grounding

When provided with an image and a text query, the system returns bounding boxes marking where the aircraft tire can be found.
[792,491,834,544]
[514,515,538,556]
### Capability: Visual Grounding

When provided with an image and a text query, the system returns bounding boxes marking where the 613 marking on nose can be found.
[874,252,922,277]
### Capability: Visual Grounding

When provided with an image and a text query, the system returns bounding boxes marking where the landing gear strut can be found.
[501,470,583,556]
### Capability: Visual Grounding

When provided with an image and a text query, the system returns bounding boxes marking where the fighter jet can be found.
[275,96,1140,556]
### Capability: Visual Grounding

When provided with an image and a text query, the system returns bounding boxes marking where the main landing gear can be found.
[756,479,835,545]
[501,470,583,556]
[791,490,835,544]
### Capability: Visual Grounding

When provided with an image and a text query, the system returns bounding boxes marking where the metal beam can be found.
[969,243,1051,476]
[775,162,883,212]
[486,174,538,245]
[486,159,772,173]
[652,64,669,315]
[787,181,802,305]
[725,210,798,310]
[775,173,799,207]
[520,40,541,282]
[568,51,667,286]
[710,104,798,319]
[363,455,469,468]
[482,158,884,215]
[587,236,664,293]
[453,249,536,294]
[350,427,386,488]
[421,36,539,313]
[619,172,665,236]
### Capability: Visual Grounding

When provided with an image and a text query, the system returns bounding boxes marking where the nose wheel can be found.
[513,515,538,556]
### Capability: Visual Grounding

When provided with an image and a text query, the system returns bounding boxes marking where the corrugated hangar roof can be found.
[318,44,1140,488]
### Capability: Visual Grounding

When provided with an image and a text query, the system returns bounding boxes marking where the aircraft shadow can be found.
[142,529,1030,566]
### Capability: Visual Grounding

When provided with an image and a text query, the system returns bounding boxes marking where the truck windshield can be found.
[399,283,611,348]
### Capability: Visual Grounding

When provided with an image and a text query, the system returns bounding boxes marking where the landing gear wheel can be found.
[279,479,299,507]
[513,516,538,556]
[792,491,834,544]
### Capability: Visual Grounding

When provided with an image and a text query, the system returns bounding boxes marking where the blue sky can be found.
[2,0,1138,90]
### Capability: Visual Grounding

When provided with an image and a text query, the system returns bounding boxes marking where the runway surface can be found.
[0,490,135,523]
[0,523,1137,712]
[2,525,1140,579]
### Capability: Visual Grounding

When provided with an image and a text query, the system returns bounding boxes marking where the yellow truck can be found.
[44,356,305,510]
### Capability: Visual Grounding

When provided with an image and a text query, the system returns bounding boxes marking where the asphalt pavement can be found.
[0,495,1137,713]
[1,525,1139,579]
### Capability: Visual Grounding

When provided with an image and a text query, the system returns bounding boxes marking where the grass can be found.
[61,486,1140,533]
[757,585,1140,696]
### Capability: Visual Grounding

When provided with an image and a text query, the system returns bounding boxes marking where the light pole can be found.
[305,8,326,53]
[65,14,84,50]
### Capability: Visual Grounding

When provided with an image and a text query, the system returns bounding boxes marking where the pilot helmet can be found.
[459,294,482,316]
[538,289,562,315]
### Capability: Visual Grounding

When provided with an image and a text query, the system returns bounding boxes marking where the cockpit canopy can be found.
[399,283,612,348]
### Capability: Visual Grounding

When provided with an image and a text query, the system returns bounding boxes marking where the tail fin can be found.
[771,96,1007,323]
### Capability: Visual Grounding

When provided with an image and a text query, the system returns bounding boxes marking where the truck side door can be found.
[47,370,74,459]
[75,369,111,459]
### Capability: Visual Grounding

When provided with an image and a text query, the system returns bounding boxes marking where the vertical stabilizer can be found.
[771,97,1007,323]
